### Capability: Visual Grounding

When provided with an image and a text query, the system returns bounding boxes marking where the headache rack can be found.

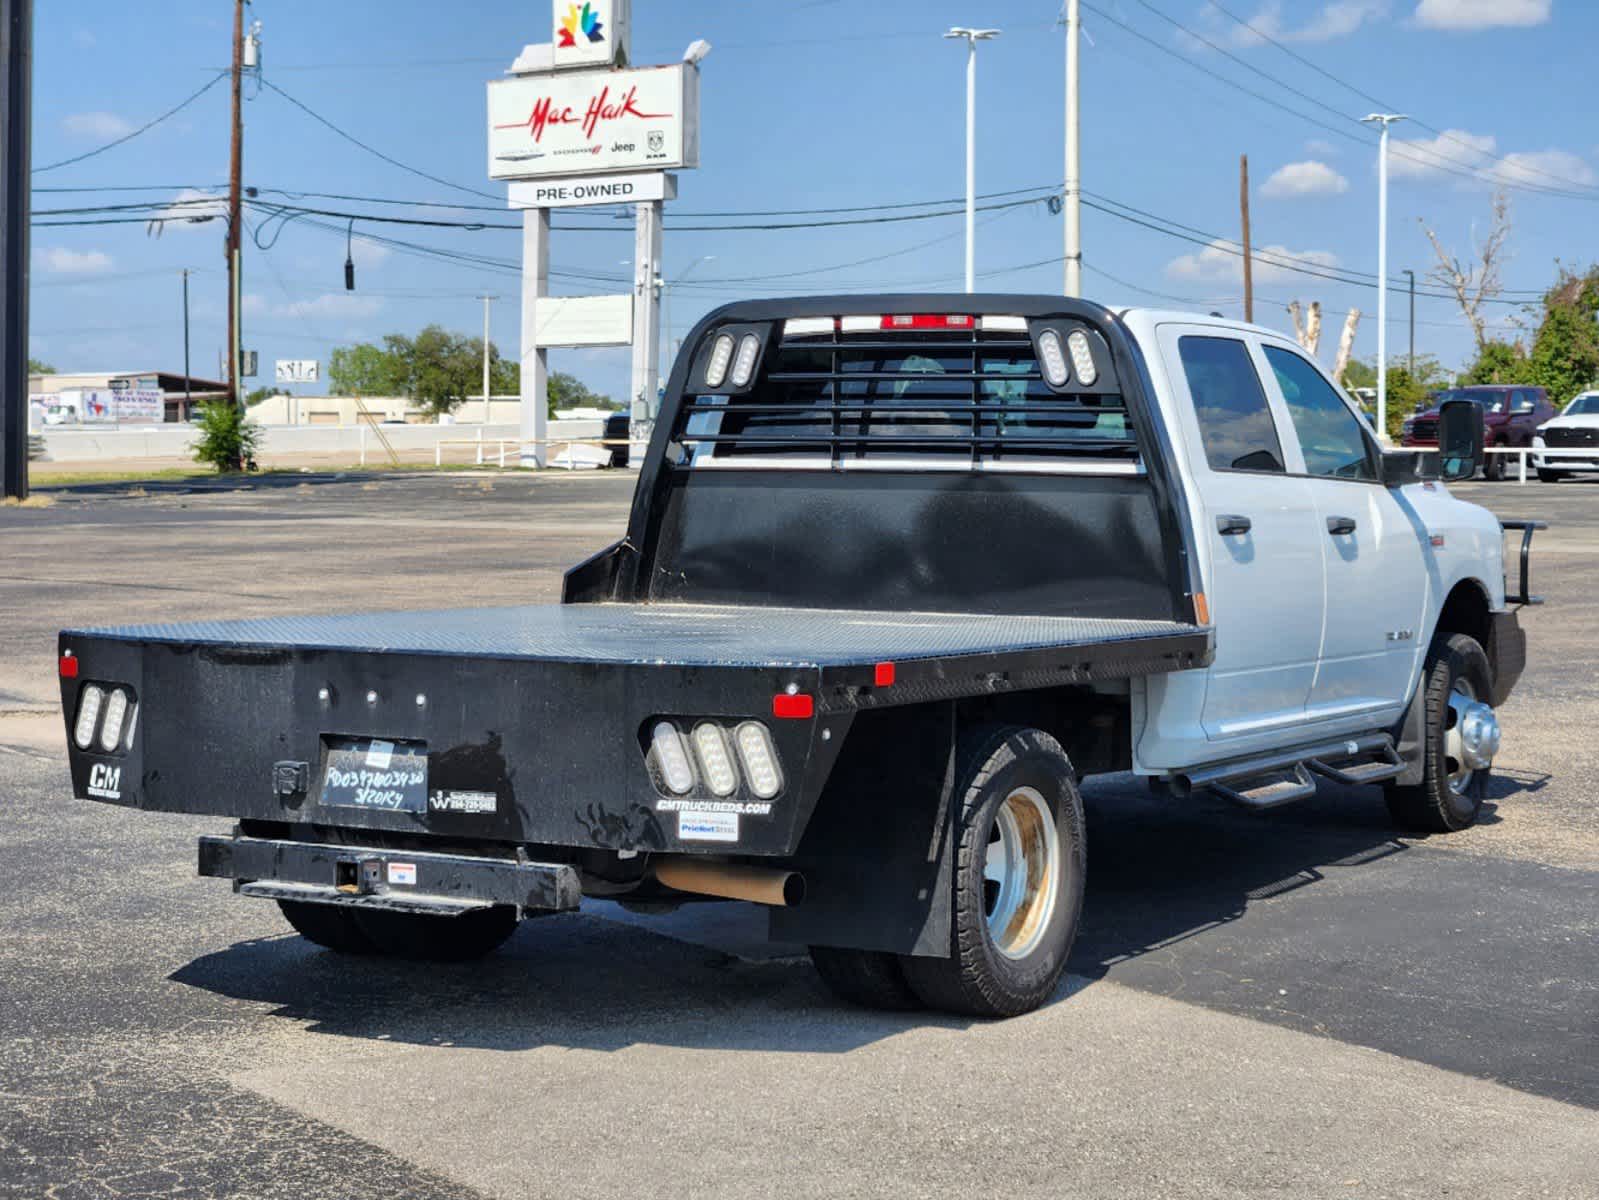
[670,317,1139,472]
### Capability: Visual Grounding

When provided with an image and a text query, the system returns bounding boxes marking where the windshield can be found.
[1563,393,1599,416]
[1431,388,1506,413]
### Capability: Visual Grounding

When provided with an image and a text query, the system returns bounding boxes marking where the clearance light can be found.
[704,334,736,388]
[59,655,79,679]
[734,722,783,799]
[98,689,130,753]
[1067,330,1098,386]
[730,334,762,389]
[1037,330,1070,387]
[772,693,815,720]
[651,722,696,795]
[882,314,975,330]
[74,685,105,751]
[692,724,739,797]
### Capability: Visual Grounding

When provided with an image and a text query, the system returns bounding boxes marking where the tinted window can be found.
[1178,336,1285,473]
[1433,388,1507,413]
[1264,346,1376,480]
[1565,394,1599,416]
[1510,389,1538,414]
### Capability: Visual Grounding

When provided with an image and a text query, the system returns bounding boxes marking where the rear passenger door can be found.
[1260,343,1428,721]
[1159,327,1326,743]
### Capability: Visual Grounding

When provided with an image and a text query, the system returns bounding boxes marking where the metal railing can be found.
[430,432,633,469]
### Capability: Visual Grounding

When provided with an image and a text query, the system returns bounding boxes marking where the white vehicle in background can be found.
[1532,391,1599,481]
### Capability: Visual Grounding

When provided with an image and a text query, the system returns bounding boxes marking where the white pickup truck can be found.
[60,297,1538,1019]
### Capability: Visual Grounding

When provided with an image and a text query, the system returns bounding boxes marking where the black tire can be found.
[808,946,923,1011]
[278,899,376,955]
[898,726,1086,1018]
[1536,468,1565,483]
[351,905,520,962]
[1483,453,1505,481]
[1386,632,1495,834]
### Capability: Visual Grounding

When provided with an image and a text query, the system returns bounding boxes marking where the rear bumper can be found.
[198,833,582,915]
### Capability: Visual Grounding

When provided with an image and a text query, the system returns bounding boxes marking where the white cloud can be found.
[1412,0,1550,31]
[151,188,228,230]
[1261,160,1350,198]
[1167,238,1340,285]
[1305,138,1340,157]
[351,236,393,268]
[1198,1,1388,46]
[271,293,385,320]
[38,247,115,275]
[62,111,134,140]
[1388,128,1596,190]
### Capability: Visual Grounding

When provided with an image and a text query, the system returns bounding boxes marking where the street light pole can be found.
[1402,268,1415,377]
[479,294,497,425]
[1063,0,1081,297]
[1363,113,1406,442]
[946,27,1000,294]
[182,269,192,419]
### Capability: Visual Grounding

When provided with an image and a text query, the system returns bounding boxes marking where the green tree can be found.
[1462,339,1532,386]
[191,399,261,473]
[245,386,276,406]
[1526,266,1599,406]
[329,341,410,397]
[28,359,54,375]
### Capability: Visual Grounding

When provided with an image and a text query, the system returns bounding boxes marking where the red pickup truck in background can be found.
[1402,385,1557,480]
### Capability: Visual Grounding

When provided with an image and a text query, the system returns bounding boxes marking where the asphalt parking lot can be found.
[2,470,1596,1199]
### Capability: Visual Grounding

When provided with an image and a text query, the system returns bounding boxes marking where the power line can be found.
[33,74,229,174]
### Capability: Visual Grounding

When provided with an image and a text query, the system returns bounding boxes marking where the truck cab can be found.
[58,295,1535,1019]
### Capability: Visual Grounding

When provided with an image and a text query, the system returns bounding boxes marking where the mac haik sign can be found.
[488,63,699,180]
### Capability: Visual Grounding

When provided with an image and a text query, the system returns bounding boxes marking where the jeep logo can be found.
[88,763,123,800]
[611,141,636,153]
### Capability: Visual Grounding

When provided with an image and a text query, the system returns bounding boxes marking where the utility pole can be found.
[1240,154,1253,324]
[1402,268,1415,377]
[946,27,1000,294]
[1363,113,1406,443]
[182,270,192,419]
[1,0,32,501]
[1062,0,1081,297]
[226,0,245,411]
[479,294,496,425]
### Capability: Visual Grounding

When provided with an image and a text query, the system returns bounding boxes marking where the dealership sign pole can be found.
[489,0,702,467]
[1,0,32,500]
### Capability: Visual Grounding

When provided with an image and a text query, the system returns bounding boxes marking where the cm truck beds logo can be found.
[88,764,122,800]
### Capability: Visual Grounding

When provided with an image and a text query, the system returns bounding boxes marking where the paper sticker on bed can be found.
[365,739,395,769]
[387,861,417,886]
[678,810,739,843]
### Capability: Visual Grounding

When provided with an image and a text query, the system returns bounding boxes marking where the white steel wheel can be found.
[982,786,1061,961]
[1386,632,1495,834]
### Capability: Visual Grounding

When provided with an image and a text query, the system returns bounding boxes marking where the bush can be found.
[191,400,261,473]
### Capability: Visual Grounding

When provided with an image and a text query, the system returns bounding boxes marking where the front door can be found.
[1159,328,1326,743]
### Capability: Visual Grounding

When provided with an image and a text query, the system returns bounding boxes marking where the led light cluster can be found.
[648,719,784,800]
[73,683,136,753]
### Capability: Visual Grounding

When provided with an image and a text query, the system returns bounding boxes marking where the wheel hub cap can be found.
[982,787,1060,961]
[1457,700,1501,771]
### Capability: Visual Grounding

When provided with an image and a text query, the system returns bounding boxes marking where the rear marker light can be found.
[874,662,896,687]
[730,334,762,388]
[1037,330,1070,387]
[772,693,814,720]
[74,685,105,751]
[692,724,739,797]
[99,689,130,753]
[735,722,783,800]
[1067,330,1098,386]
[59,655,79,679]
[651,722,696,795]
[705,334,736,388]
[881,314,974,330]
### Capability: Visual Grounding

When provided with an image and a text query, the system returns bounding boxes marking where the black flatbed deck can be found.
[68,602,1210,680]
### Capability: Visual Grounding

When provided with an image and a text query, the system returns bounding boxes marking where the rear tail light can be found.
[1067,330,1098,386]
[730,334,762,388]
[881,314,974,330]
[704,334,736,389]
[692,723,738,796]
[651,722,696,794]
[73,686,105,750]
[735,722,783,800]
[1037,330,1070,387]
[98,688,130,752]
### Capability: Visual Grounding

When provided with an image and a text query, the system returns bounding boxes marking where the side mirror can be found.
[1437,398,1484,482]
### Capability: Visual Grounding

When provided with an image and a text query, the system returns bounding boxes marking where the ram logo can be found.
[1385,629,1416,642]
[87,763,123,800]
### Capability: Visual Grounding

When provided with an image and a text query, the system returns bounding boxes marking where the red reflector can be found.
[874,662,896,687]
[59,656,79,679]
[881,314,974,330]
[772,693,815,720]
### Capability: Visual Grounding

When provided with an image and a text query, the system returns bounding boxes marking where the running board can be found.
[1173,732,1401,812]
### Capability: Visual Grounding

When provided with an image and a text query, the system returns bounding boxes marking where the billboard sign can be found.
[552,0,630,70]
[532,295,634,348]
[112,389,165,423]
[50,388,163,424]
[276,359,320,384]
[488,63,699,180]
[508,170,676,210]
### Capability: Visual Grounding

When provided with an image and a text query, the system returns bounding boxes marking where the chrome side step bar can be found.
[1172,732,1404,812]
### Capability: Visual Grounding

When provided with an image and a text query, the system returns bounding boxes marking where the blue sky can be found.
[28,0,1597,402]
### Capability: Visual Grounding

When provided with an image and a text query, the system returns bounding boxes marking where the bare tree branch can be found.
[1333,308,1361,380]
[1421,190,1511,353]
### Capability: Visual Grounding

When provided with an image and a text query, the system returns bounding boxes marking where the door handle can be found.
[1216,514,1252,536]
[1327,516,1358,536]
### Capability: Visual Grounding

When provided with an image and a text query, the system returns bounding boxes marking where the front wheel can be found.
[898,726,1086,1018]
[1386,632,1499,833]
[1483,452,1506,481]
[1536,468,1565,483]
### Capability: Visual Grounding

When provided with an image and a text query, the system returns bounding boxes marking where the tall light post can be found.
[945,27,1000,294]
[1363,113,1406,442]
[1062,0,1081,297]
[1402,268,1415,378]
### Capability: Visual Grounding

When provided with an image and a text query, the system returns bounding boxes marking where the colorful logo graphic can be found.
[557,3,606,49]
